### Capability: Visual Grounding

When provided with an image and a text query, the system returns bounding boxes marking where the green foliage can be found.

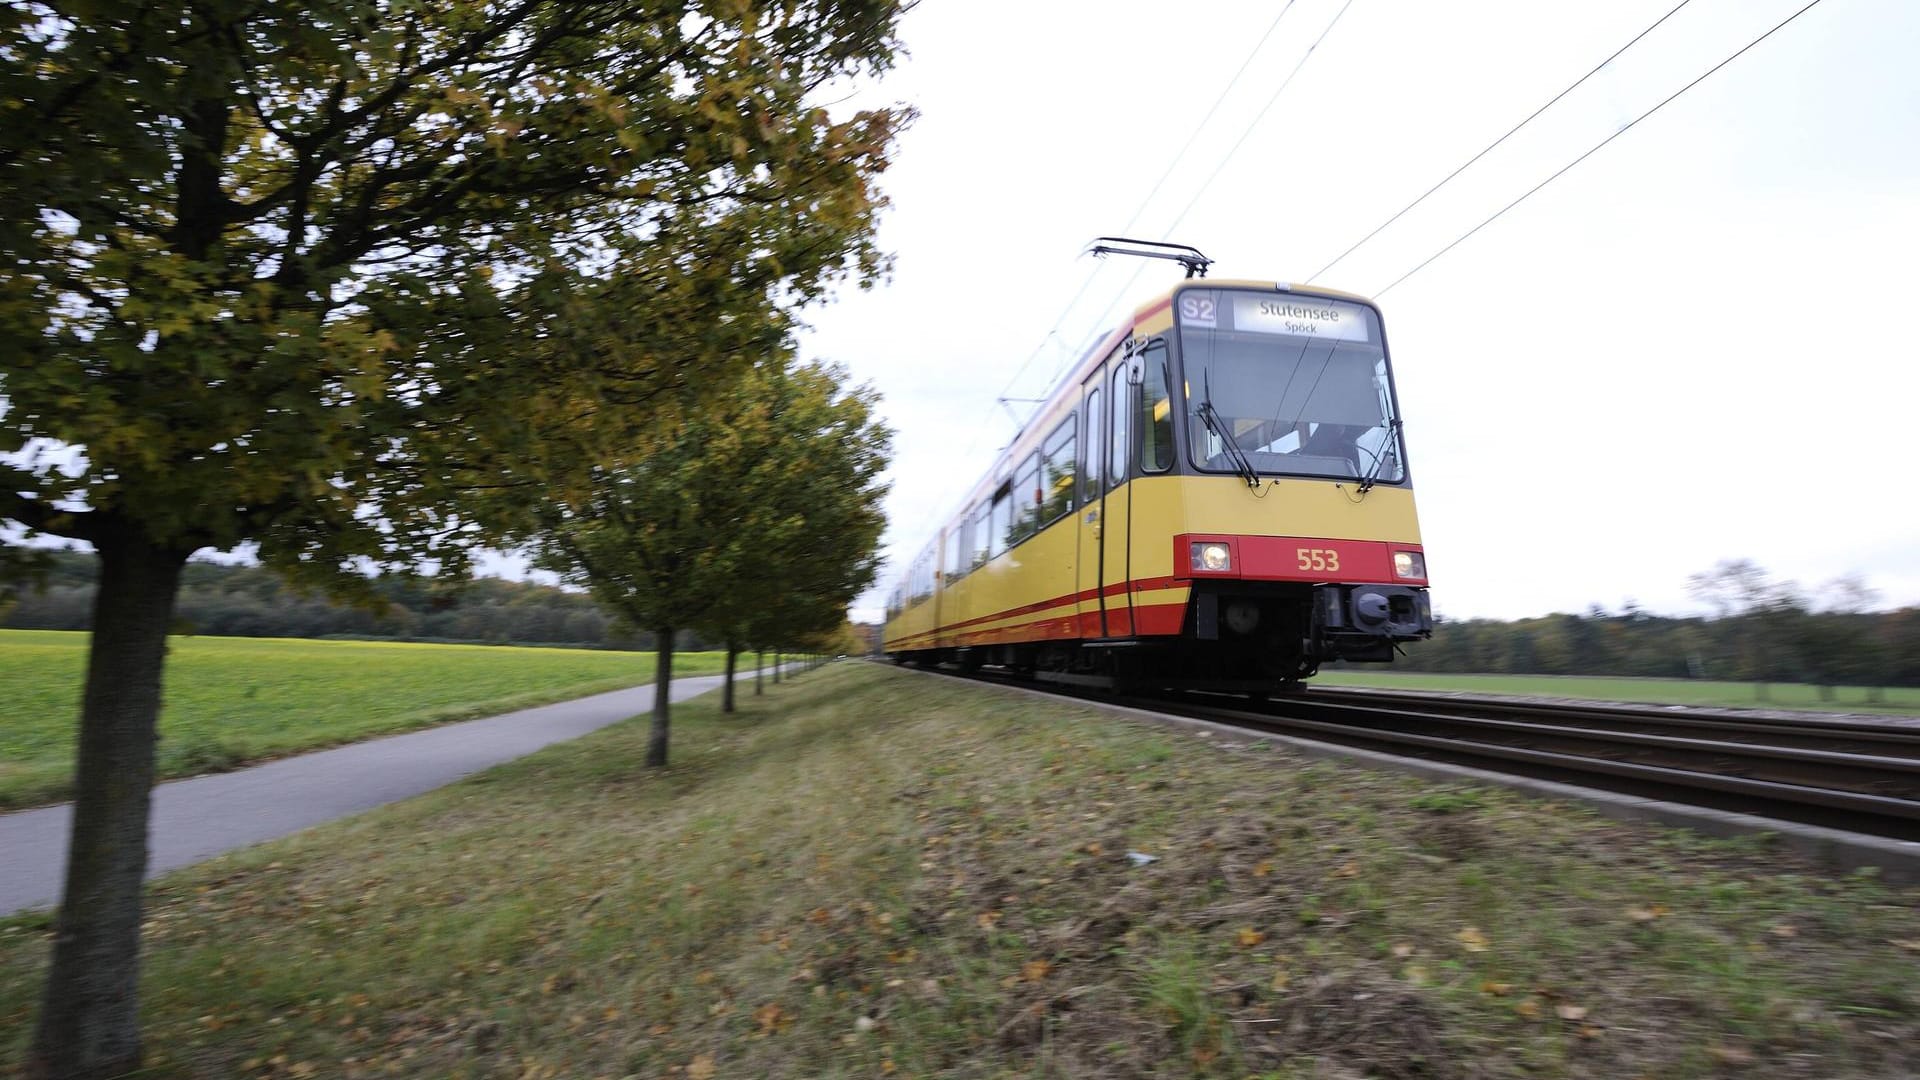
[2,0,909,580]
[542,354,890,649]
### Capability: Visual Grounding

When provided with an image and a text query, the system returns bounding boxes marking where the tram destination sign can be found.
[1231,295,1369,342]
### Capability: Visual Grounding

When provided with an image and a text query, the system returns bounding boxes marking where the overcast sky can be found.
[800,0,1920,624]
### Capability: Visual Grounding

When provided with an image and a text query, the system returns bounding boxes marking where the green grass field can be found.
[3,664,1912,1077]
[0,630,729,809]
[1316,670,1920,715]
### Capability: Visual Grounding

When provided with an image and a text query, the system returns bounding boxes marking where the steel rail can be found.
[1248,699,1920,799]
[1304,685,1920,752]
[1182,698,1920,839]
[916,664,1920,841]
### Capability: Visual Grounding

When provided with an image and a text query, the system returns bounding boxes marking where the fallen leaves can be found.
[1453,926,1490,952]
[1021,959,1052,982]
[687,1054,717,1080]
[753,1002,790,1034]
[1627,903,1670,923]
[1710,1044,1755,1066]
[1236,927,1267,947]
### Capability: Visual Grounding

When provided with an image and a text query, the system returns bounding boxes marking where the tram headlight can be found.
[1392,551,1426,580]
[1191,542,1232,572]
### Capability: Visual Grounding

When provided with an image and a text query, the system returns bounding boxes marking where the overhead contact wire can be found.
[1376,0,1831,298]
[1308,0,1697,284]
[983,1,1304,427]
[1065,0,1360,372]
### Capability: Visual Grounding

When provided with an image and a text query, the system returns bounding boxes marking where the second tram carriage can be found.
[884,247,1432,691]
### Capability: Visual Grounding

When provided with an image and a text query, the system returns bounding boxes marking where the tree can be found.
[540,354,888,757]
[0,542,53,620]
[1802,575,1890,702]
[2,3,906,1074]
[697,362,888,710]
[1686,559,1808,699]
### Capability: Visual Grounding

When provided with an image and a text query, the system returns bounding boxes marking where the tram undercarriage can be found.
[901,581,1431,694]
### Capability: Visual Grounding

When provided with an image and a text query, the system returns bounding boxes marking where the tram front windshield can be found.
[1177,289,1406,484]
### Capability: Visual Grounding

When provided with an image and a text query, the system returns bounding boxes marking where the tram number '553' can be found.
[1297,548,1340,572]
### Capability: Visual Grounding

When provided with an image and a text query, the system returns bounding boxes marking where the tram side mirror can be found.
[1128,337,1165,386]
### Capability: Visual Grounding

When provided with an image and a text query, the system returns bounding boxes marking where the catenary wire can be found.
[1307,0,1697,284]
[1057,0,1360,383]
[1374,0,1830,298]
[957,2,1307,462]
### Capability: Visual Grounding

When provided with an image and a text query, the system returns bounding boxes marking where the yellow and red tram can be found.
[884,262,1432,691]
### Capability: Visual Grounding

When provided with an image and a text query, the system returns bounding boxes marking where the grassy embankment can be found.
[3,663,1913,1078]
[0,630,729,809]
[1317,669,1920,715]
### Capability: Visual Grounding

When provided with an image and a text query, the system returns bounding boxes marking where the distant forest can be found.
[2,551,693,650]
[1394,604,1920,694]
[1393,560,1920,694]
[9,552,1915,691]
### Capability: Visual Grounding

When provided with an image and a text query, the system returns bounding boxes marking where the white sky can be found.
[801,0,1920,623]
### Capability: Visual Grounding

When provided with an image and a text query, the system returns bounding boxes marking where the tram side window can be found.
[1010,452,1040,544]
[1141,352,1173,472]
[1080,387,1103,504]
[988,485,1013,559]
[943,523,964,585]
[1040,416,1075,526]
[1109,365,1129,490]
[971,503,992,568]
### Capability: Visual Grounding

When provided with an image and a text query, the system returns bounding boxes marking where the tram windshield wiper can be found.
[1198,373,1260,491]
[1355,418,1402,494]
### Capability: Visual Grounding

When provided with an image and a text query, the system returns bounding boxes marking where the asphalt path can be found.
[1,670,761,915]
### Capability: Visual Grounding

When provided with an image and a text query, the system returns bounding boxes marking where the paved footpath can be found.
[1,672,755,915]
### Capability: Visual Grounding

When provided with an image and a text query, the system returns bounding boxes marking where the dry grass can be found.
[2,663,1915,1078]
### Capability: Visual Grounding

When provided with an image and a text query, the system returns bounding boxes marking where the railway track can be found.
[921,665,1920,843]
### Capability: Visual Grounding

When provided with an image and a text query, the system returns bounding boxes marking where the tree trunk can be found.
[30,529,189,1080]
[723,645,738,714]
[755,650,764,696]
[648,628,674,767]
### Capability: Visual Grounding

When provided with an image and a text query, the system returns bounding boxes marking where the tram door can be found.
[1075,365,1108,637]
[1104,360,1135,635]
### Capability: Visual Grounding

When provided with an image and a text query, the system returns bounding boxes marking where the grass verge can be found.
[2,663,1915,1077]
[1316,669,1920,716]
[0,631,728,808]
